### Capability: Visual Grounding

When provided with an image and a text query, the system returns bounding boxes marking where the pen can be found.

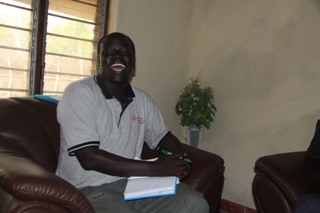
[161,149,193,163]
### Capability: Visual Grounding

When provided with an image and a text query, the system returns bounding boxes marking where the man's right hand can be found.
[153,153,190,177]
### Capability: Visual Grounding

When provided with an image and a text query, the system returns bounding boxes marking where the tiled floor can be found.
[220,199,257,213]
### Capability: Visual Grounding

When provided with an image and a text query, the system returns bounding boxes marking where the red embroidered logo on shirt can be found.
[131,115,137,122]
[138,117,145,123]
[132,115,145,124]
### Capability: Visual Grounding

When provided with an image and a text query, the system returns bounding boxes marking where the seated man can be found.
[293,194,320,213]
[56,32,209,213]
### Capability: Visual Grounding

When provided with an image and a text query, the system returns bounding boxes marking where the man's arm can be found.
[159,134,186,154]
[75,144,189,178]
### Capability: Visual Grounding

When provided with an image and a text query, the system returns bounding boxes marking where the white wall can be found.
[111,0,320,209]
[190,0,320,208]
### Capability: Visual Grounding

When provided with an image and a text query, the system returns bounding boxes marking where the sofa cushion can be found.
[0,97,60,172]
[254,151,320,206]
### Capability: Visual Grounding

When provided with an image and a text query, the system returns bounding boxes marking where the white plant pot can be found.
[188,124,202,148]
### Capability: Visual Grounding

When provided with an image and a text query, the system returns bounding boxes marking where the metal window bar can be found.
[0,23,31,32]
[42,90,63,94]
[0,67,29,72]
[47,32,96,44]
[48,12,96,25]
[0,45,30,52]
[46,52,95,61]
[0,87,28,92]
[45,71,91,77]
[70,0,97,7]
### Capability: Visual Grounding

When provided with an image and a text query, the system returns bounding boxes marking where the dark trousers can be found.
[293,194,320,213]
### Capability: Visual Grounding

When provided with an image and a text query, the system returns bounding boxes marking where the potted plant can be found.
[175,78,217,147]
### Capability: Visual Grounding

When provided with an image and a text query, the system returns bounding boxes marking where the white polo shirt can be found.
[55,76,169,189]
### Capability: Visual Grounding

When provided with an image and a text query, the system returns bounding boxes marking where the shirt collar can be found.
[94,74,135,100]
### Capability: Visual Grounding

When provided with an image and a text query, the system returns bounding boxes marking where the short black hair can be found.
[97,32,136,57]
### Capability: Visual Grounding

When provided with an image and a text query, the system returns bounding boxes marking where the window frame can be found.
[29,0,110,96]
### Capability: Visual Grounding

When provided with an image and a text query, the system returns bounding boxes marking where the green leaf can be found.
[175,78,217,129]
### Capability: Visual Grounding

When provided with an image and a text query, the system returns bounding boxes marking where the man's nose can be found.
[112,52,122,58]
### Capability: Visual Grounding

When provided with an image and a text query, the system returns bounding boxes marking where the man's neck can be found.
[105,81,128,104]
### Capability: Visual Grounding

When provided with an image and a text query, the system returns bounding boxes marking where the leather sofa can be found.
[252,151,320,213]
[0,97,225,213]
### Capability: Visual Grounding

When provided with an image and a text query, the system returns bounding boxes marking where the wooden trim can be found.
[102,0,110,37]
[30,0,48,95]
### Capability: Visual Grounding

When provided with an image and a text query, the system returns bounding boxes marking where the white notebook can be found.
[124,176,178,201]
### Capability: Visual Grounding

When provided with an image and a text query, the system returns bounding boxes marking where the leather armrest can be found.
[142,142,225,213]
[141,142,224,190]
[254,152,320,197]
[181,144,224,213]
[0,141,94,213]
[253,151,320,213]
[180,143,224,190]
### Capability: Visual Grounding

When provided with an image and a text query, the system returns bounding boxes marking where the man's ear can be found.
[97,56,100,69]
[129,57,136,82]
[132,57,136,69]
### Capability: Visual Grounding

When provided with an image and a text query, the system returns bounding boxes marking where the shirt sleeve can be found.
[143,94,170,150]
[57,82,100,156]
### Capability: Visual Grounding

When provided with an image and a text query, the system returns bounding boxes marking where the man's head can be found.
[97,32,136,84]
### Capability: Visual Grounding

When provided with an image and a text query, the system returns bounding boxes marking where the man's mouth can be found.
[110,63,126,72]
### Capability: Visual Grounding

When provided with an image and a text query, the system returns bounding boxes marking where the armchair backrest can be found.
[0,97,60,173]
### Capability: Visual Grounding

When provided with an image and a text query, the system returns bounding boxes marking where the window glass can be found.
[0,0,106,97]
[0,0,32,97]
[43,0,100,95]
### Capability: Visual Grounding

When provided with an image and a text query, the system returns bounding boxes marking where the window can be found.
[0,0,109,97]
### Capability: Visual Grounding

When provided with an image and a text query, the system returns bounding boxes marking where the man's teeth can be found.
[111,63,126,68]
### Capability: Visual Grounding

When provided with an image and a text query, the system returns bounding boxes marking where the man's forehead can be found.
[100,34,135,56]
[103,34,130,46]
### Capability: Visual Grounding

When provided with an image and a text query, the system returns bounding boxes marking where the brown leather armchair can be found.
[0,97,224,213]
[252,151,320,213]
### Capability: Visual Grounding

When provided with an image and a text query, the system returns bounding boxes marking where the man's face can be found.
[99,34,135,84]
